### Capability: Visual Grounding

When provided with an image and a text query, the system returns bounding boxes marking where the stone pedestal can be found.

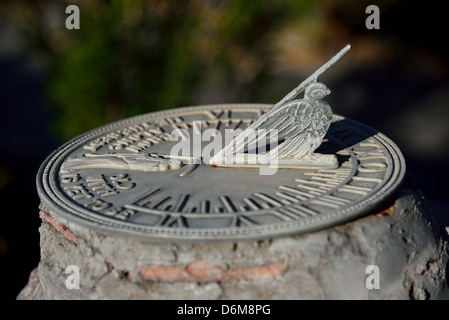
[18,174,449,300]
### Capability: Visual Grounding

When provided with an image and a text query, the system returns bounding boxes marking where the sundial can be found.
[37,45,406,242]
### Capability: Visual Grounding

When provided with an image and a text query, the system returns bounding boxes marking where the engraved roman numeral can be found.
[167,117,189,139]
[155,214,186,228]
[173,194,190,212]
[204,110,225,120]
[272,208,306,220]
[351,176,382,184]
[274,192,300,204]
[128,189,161,209]
[310,194,352,208]
[243,198,262,210]
[291,183,322,195]
[303,172,347,186]
[230,215,259,227]
[295,178,336,190]
[254,193,284,207]
[231,119,243,130]
[338,185,370,196]
[306,176,342,185]
[310,200,339,209]
[151,196,172,209]
[200,200,210,213]
[317,167,351,174]
[304,172,340,178]
[323,194,351,205]
[272,205,318,221]
[278,185,311,200]
[125,190,192,213]
[220,196,236,212]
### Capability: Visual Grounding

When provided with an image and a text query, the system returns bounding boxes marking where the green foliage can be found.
[3,0,324,141]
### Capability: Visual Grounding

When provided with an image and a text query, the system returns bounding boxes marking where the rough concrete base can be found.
[18,174,449,300]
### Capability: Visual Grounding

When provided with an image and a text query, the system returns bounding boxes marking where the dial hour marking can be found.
[173,194,190,212]
[200,200,210,213]
[243,198,262,210]
[128,189,161,209]
[254,193,283,207]
[278,185,311,200]
[275,192,300,204]
[220,196,237,213]
[338,185,370,196]
[152,196,172,209]
[231,215,259,227]
[155,214,187,228]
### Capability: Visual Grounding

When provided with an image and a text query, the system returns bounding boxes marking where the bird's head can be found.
[305,82,331,101]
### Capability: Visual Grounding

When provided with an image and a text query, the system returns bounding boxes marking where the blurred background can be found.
[1,0,448,299]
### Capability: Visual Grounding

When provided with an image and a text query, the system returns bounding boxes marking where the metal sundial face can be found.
[37,104,406,242]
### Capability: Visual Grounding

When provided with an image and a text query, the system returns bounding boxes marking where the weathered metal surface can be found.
[36,104,406,242]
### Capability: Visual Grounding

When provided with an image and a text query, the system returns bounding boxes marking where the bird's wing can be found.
[262,100,314,138]
[218,100,314,157]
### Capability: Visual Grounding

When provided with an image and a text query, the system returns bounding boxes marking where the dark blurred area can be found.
[1,0,448,299]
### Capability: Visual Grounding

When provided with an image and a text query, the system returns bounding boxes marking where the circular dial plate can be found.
[37,104,406,242]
